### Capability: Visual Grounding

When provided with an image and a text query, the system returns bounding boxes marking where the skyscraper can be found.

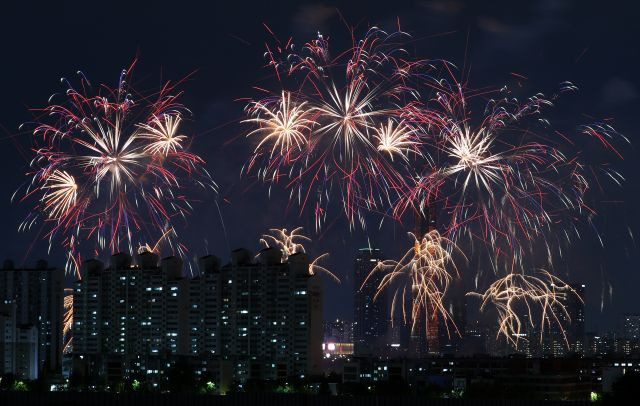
[216,247,323,382]
[410,205,439,357]
[186,255,221,357]
[439,280,467,355]
[73,252,187,380]
[0,303,38,379]
[541,282,586,357]
[324,319,353,343]
[490,282,586,358]
[353,247,386,356]
[623,314,640,340]
[0,259,63,376]
[74,248,323,384]
[566,283,586,354]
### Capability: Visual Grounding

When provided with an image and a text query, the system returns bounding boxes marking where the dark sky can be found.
[0,0,638,333]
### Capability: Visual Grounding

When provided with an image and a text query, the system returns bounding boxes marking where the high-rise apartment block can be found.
[73,248,322,384]
[216,248,322,381]
[0,260,63,377]
[0,303,39,380]
[623,314,640,341]
[353,248,386,356]
[324,319,353,343]
[565,283,586,354]
[73,252,187,380]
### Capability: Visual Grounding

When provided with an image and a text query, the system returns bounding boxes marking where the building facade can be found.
[0,303,17,376]
[323,319,354,359]
[73,248,322,385]
[565,283,586,354]
[623,314,640,341]
[14,324,39,380]
[216,248,322,382]
[353,248,386,356]
[73,252,188,382]
[324,319,353,344]
[0,303,38,379]
[0,260,63,376]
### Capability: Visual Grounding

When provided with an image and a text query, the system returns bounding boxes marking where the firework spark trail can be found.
[394,73,627,265]
[396,72,623,345]
[374,118,422,162]
[260,226,310,260]
[362,230,463,339]
[244,27,430,230]
[244,91,316,159]
[137,227,177,255]
[245,25,627,349]
[468,270,582,348]
[138,114,188,156]
[18,63,216,276]
[42,170,78,219]
[63,288,73,353]
[62,228,187,353]
[260,227,340,282]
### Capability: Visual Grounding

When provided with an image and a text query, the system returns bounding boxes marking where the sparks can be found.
[20,64,216,276]
[260,227,340,283]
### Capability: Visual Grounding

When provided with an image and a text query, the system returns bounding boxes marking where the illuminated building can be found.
[73,248,323,384]
[73,252,187,381]
[0,259,63,376]
[440,279,467,356]
[543,282,586,357]
[353,247,387,356]
[0,303,15,374]
[322,342,354,356]
[0,303,39,380]
[186,255,221,357]
[324,319,353,343]
[623,314,640,341]
[388,323,410,356]
[323,319,354,357]
[217,247,323,381]
[566,283,586,354]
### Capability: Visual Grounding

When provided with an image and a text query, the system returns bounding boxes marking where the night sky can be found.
[0,0,638,333]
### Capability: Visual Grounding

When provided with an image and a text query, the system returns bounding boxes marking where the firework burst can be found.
[18,63,216,276]
[260,227,340,282]
[244,27,427,230]
[42,170,78,219]
[363,230,463,338]
[245,24,627,351]
[244,91,316,158]
[469,271,582,348]
[138,114,188,156]
[395,76,627,264]
[374,118,421,162]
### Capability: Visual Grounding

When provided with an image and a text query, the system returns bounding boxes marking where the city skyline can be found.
[0,2,638,335]
[0,2,639,402]
[2,240,640,400]
[5,246,639,353]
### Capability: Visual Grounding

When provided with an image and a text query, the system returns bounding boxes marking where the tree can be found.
[12,380,28,391]
[197,370,218,395]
